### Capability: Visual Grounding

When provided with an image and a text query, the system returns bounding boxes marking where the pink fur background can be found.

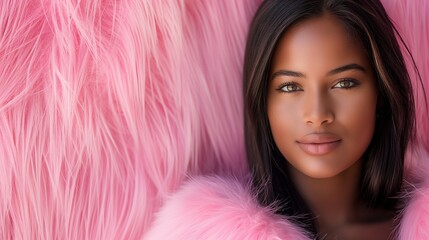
[0,0,427,239]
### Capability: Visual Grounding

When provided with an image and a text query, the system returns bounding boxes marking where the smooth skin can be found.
[267,14,393,239]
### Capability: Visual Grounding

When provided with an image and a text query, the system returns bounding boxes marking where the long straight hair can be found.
[243,0,416,235]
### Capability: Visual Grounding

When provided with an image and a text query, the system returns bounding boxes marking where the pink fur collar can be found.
[146,148,429,239]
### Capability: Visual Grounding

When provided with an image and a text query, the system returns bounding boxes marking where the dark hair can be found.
[243,0,416,236]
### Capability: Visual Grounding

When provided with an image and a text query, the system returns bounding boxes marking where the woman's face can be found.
[267,14,378,179]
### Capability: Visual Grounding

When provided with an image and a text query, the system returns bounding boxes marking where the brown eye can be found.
[333,79,358,89]
[286,84,297,91]
[278,82,302,93]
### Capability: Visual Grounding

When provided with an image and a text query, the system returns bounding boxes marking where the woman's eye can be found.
[278,82,302,93]
[333,79,358,89]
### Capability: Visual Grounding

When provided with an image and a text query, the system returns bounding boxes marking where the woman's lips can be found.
[296,133,342,156]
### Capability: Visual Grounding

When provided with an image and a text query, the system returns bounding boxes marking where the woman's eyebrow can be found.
[271,63,366,80]
[271,70,305,80]
[327,63,366,76]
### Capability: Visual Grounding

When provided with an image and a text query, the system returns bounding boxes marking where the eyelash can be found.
[276,78,360,93]
[333,78,360,89]
[276,81,303,93]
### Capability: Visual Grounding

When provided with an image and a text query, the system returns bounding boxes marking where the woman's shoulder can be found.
[144,175,310,240]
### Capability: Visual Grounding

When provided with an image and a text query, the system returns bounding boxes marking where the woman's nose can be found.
[303,92,335,126]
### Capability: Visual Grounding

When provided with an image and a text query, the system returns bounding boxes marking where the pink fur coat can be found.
[145,148,429,239]
[0,0,427,239]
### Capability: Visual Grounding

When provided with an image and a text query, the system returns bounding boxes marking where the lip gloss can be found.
[297,140,341,156]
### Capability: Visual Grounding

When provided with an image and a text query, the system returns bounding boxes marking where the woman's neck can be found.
[288,160,395,239]
[288,160,362,229]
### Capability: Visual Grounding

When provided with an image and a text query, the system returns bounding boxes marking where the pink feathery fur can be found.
[382,0,429,174]
[383,0,429,148]
[0,0,427,239]
[145,176,309,240]
[398,148,429,239]
[1,0,261,238]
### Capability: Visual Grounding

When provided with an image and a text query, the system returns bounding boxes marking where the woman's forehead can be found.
[270,14,370,77]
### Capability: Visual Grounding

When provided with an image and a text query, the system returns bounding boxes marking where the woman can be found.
[146,0,428,239]
[244,0,416,238]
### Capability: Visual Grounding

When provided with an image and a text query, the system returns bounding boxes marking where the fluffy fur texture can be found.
[399,148,429,240]
[0,0,427,239]
[145,176,310,239]
[146,148,429,239]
